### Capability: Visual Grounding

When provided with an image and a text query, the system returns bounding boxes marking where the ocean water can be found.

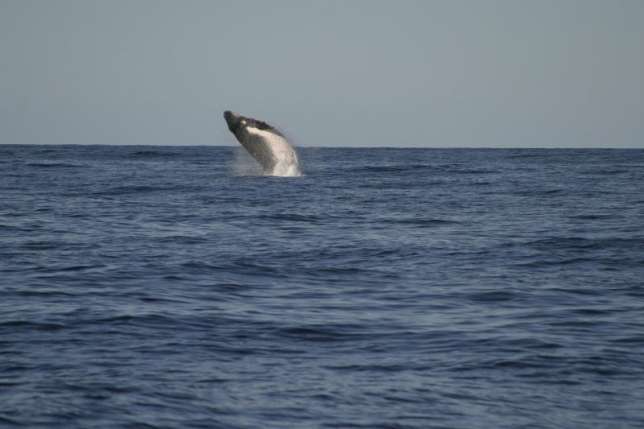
[1,145,644,428]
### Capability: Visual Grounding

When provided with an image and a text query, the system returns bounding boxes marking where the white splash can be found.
[272,159,302,177]
[232,147,263,176]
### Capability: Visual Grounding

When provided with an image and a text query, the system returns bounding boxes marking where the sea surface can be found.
[1,145,644,429]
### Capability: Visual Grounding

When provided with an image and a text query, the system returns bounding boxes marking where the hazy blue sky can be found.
[1,0,642,147]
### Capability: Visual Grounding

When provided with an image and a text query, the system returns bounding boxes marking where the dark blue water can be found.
[1,145,644,428]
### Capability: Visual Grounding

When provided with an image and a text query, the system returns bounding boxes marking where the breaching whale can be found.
[223,111,301,176]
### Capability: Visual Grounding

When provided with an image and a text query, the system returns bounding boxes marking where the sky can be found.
[1,0,643,147]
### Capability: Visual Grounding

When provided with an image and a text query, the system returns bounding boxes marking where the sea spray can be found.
[232,147,302,176]
[232,144,302,177]
[232,147,263,176]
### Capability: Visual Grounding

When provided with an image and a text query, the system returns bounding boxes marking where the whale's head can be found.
[224,110,285,139]
[224,110,244,134]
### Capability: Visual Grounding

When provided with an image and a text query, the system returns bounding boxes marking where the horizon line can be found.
[1,143,643,150]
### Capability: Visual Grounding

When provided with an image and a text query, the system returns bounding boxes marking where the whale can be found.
[223,111,301,176]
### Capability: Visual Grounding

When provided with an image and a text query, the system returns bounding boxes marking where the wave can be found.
[0,320,66,332]
[25,162,83,168]
[382,217,459,227]
[130,150,178,158]
[354,164,432,173]
[527,236,644,251]
[256,213,322,223]
[93,184,200,196]
[274,324,367,342]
